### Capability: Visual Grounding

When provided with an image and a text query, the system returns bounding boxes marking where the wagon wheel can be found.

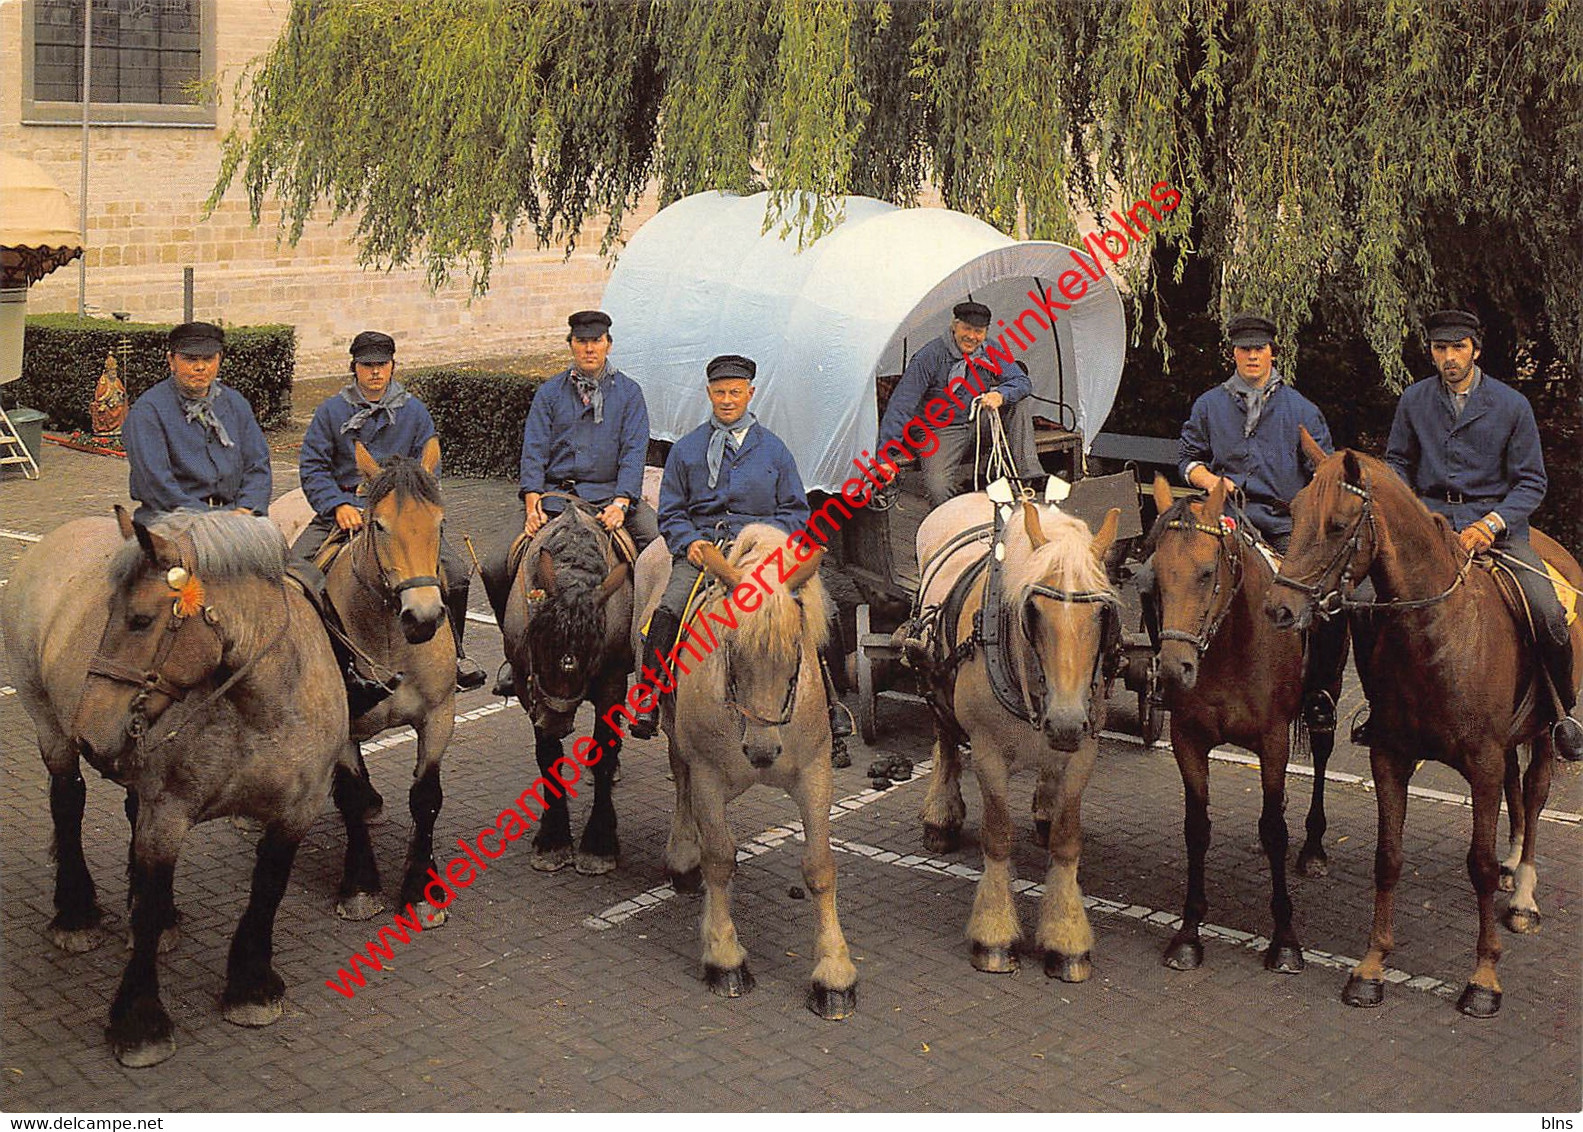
[855,603,879,745]
[1138,685,1164,745]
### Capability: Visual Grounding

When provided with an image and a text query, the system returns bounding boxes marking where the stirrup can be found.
[346,666,399,718]
[1303,690,1337,734]
[1349,708,1377,748]
[491,662,516,699]
[455,655,486,692]
[630,703,662,740]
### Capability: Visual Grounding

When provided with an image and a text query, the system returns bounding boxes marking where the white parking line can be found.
[0,528,42,544]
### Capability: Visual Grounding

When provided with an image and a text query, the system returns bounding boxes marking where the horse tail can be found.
[1290,714,1311,765]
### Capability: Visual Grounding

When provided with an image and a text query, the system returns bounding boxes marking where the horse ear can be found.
[354,440,382,481]
[115,504,136,540]
[785,548,825,590]
[535,549,558,595]
[419,435,441,475]
[1342,449,1363,485]
[1299,426,1327,469]
[1151,474,1174,515]
[133,522,181,569]
[1022,501,1048,549]
[1090,507,1122,559]
[698,543,744,588]
[597,562,629,603]
[1205,476,1227,521]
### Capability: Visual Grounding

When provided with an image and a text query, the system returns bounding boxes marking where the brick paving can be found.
[0,445,1579,1112]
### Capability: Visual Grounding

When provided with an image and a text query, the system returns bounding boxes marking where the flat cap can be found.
[1226,313,1276,348]
[167,321,225,354]
[349,330,396,363]
[1425,309,1482,344]
[706,354,756,383]
[568,310,612,337]
[952,301,992,328]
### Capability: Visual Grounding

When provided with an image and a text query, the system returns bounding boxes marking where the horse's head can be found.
[72,507,283,767]
[355,437,445,644]
[519,507,629,738]
[1266,430,1377,632]
[1012,502,1121,752]
[1147,475,1241,694]
[706,526,828,769]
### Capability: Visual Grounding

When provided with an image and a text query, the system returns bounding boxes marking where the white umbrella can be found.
[1,151,84,385]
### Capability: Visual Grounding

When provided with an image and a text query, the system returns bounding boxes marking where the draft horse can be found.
[633,525,858,1018]
[1265,432,1582,1017]
[916,494,1121,980]
[498,501,631,874]
[0,508,349,1067]
[1146,475,1343,974]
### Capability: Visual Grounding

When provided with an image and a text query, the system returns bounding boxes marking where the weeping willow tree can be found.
[211,0,1583,387]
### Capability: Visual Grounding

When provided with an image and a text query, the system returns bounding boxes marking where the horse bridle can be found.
[723,641,803,731]
[1156,516,1245,654]
[1016,582,1120,733]
[349,510,442,609]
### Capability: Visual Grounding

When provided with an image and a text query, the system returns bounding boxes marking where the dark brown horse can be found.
[1265,432,1582,1017]
[1146,475,1342,974]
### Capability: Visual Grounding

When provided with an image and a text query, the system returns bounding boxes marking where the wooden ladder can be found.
[0,403,40,480]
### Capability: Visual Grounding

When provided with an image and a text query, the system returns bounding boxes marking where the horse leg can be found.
[1037,742,1096,983]
[665,737,703,893]
[122,790,178,953]
[107,810,187,1068]
[530,727,574,872]
[788,751,857,1019]
[1498,746,1524,892]
[220,825,300,1027]
[332,750,385,922]
[691,767,752,996]
[1457,756,1507,1017]
[1297,722,1334,878]
[46,768,104,952]
[966,746,1020,973]
[353,744,384,824]
[398,756,447,928]
[920,723,966,853]
[575,677,624,876]
[1343,750,1409,1008]
[1504,737,1552,935]
[1257,727,1305,973]
[1163,725,1211,971]
[1032,767,1053,847]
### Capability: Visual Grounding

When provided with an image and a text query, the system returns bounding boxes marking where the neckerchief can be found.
[1222,369,1283,437]
[179,383,233,448]
[338,380,412,434]
[571,364,608,425]
[706,413,756,489]
[1440,365,1482,420]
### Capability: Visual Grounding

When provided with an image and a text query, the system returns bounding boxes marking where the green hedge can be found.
[13,314,295,432]
[404,367,543,478]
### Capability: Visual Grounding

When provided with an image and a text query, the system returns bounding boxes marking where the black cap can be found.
[568,310,612,337]
[1425,309,1482,345]
[1226,313,1276,348]
[167,321,225,354]
[349,330,396,363]
[706,354,756,383]
[952,301,991,328]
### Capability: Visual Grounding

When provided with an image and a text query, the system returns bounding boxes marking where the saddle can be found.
[1486,554,1579,636]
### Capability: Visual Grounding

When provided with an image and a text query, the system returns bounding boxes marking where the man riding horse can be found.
[1383,308,1583,760]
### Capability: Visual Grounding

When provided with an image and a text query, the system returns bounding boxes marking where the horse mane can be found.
[364,454,442,509]
[112,509,287,588]
[1311,449,1462,557]
[724,523,829,663]
[527,508,612,670]
[1004,503,1110,596]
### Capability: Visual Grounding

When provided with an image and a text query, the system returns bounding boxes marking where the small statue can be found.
[90,352,128,438]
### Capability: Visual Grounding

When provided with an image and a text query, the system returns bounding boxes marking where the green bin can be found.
[8,407,46,467]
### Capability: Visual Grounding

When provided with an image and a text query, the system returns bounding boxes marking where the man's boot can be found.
[446,585,487,692]
[631,608,682,740]
[819,649,853,737]
[290,559,398,718]
[1301,617,1347,734]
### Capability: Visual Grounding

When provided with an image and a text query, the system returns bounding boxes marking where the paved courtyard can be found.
[1,444,1578,1112]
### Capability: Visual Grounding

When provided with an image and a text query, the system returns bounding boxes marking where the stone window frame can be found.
[20,0,217,128]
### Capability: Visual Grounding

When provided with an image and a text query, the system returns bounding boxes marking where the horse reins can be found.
[349,511,442,609]
[723,642,803,730]
[1016,582,1120,734]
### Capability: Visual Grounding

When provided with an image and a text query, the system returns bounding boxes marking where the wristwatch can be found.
[1482,518,1500,537]
[614,499,631,512]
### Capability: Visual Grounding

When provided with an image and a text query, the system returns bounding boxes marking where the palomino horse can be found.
[917,494,1121,980]
[0,508,348,1066]
[499,502,631,874]
[632,525,858,1018]
[1266,433,1583,1017]
[1146,475,1342,974]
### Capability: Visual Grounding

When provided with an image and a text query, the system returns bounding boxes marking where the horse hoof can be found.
[362,801,386,826]
[1265,942,1306,974]
[112,1033,177,1069]
[1504,907,1541,934]
[1033,819,1051,846]
[1297,852,1329,879]
[107,1002,175,1069]
[575,851,618,877]
[417,901,448,929]
[921,824,961,854]
[705,964,755,998]
[123,925,181,954]
[1342,975,1384,1008]
[230,815,264,835]
[1497,867,1515,893]
[335,892,385,922]
[970,943,1019,974]
[669,866,703,895]
[531,846,572,872]
[1457,983,1502,1018]
[808,983,857,1020]
[831,743,852,770]
[1045,950,1091,983]
[222,996,284,1028]
[47,923,105,954]
[1162,939,1203,971]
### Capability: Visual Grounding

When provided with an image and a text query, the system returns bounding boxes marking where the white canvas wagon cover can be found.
[602,191,1126,493]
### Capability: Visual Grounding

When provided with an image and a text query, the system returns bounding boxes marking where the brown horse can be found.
[1265,433,1582,1017]
[0,508,349,1066]
[1146,475,1342,974]
[916,494,1120,980]
[632,524,857,1018]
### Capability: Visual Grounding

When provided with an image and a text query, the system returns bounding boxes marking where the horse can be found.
[632,524,858,1018]
[1265,432,1583,1017]
[916,493,1121,980]
[498,501,631,875]
[1144,474,1343,975]
[0,508,349,1067]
